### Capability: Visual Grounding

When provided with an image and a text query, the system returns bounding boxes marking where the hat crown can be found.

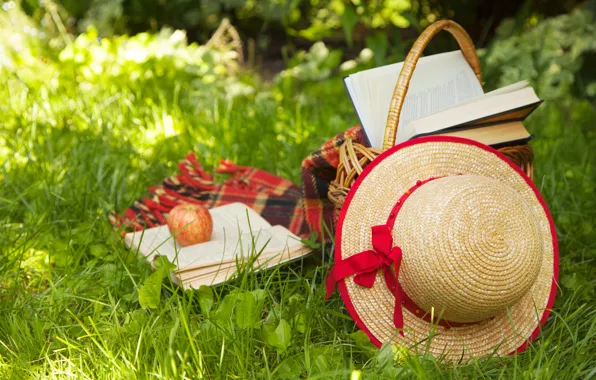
[394,175,544,323]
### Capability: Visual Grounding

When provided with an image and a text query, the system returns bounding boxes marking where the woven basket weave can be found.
[328,20,534,223]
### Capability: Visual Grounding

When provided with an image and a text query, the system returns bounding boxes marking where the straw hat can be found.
[326,136,558,361]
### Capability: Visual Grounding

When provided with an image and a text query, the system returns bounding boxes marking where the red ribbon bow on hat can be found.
[326,224,405,335]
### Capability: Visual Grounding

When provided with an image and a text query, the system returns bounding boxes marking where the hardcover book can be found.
[344,51,540,148]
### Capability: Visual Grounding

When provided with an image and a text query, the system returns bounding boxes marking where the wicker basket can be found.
[328,20,534,223]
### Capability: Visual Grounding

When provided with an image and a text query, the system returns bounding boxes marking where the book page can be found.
[178,228,311,288]
[178,240,309,280]
[209,203,271,242]
[175,226,297,270]
[482,80,528,98]
[124,203,272,266]
[348,51,484,147]
[175,226,305,273]
[178,247,313,288]
[448,80,529,109]
[405,86,541,138]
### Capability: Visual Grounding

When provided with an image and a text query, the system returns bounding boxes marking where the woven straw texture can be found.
[339,141,554,361]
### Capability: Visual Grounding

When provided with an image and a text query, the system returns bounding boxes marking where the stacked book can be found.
[344,50,541,148]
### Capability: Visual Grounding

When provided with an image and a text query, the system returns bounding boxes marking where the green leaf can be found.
[340,5,358,47]
[198,285,214,316]
[153,255,176,271]
[251,289,267,302]
[288,293,304,305]
[365,33,389,67]
[274,357,302,378]
[100,263,119,287]
[349,330,377,350]
[138,256,175,309]
[293,312,306,334]
[89,244,108,257]
[213,290,241,322]
[275,319,292,352]
[300,232,321,250]
[375,343,395,368]
[324,49,343,70]
[297,25,334,41]
[138,269,166,309]
[262,322,279,348]
[313,354,329,374]
[235,291,257,329]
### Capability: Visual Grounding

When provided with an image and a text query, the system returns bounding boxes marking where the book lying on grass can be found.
[124,203,311,289]
[344,51,541,148]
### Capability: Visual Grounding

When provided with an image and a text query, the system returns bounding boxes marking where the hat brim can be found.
[335,136,558,361]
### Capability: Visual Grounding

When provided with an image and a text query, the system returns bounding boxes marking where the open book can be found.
[124,203,311,288]
[344,51,541,148]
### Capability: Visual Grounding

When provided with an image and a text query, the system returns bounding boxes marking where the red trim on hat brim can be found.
[334,135,559,355]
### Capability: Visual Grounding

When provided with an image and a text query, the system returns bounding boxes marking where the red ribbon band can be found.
[326,224,405,334]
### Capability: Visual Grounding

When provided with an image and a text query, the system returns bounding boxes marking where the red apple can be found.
[167,204,213,246]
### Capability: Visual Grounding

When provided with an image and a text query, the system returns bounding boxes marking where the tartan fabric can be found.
[111,126,368,242]
[110,153,309,237]
[300,126,368,240]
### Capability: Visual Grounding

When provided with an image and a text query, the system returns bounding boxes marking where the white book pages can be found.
[444,80,529,109]
[345,51,484,147]
[124,203,272,269]
[174,226,303,271]
[178,245,312,288]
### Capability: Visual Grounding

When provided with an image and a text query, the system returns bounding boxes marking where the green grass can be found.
[1,14,596,379]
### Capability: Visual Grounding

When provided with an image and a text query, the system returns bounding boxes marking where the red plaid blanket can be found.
[110,126,368,241]
[300,126,367,239]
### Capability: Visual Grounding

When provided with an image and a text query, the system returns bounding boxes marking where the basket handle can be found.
[382,20,482,151]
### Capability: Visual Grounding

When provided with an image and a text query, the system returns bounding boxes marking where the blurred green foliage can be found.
[18,0,587,65]
[57,27,251,99]
[20,0,413,39]
[481,9,596,99]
